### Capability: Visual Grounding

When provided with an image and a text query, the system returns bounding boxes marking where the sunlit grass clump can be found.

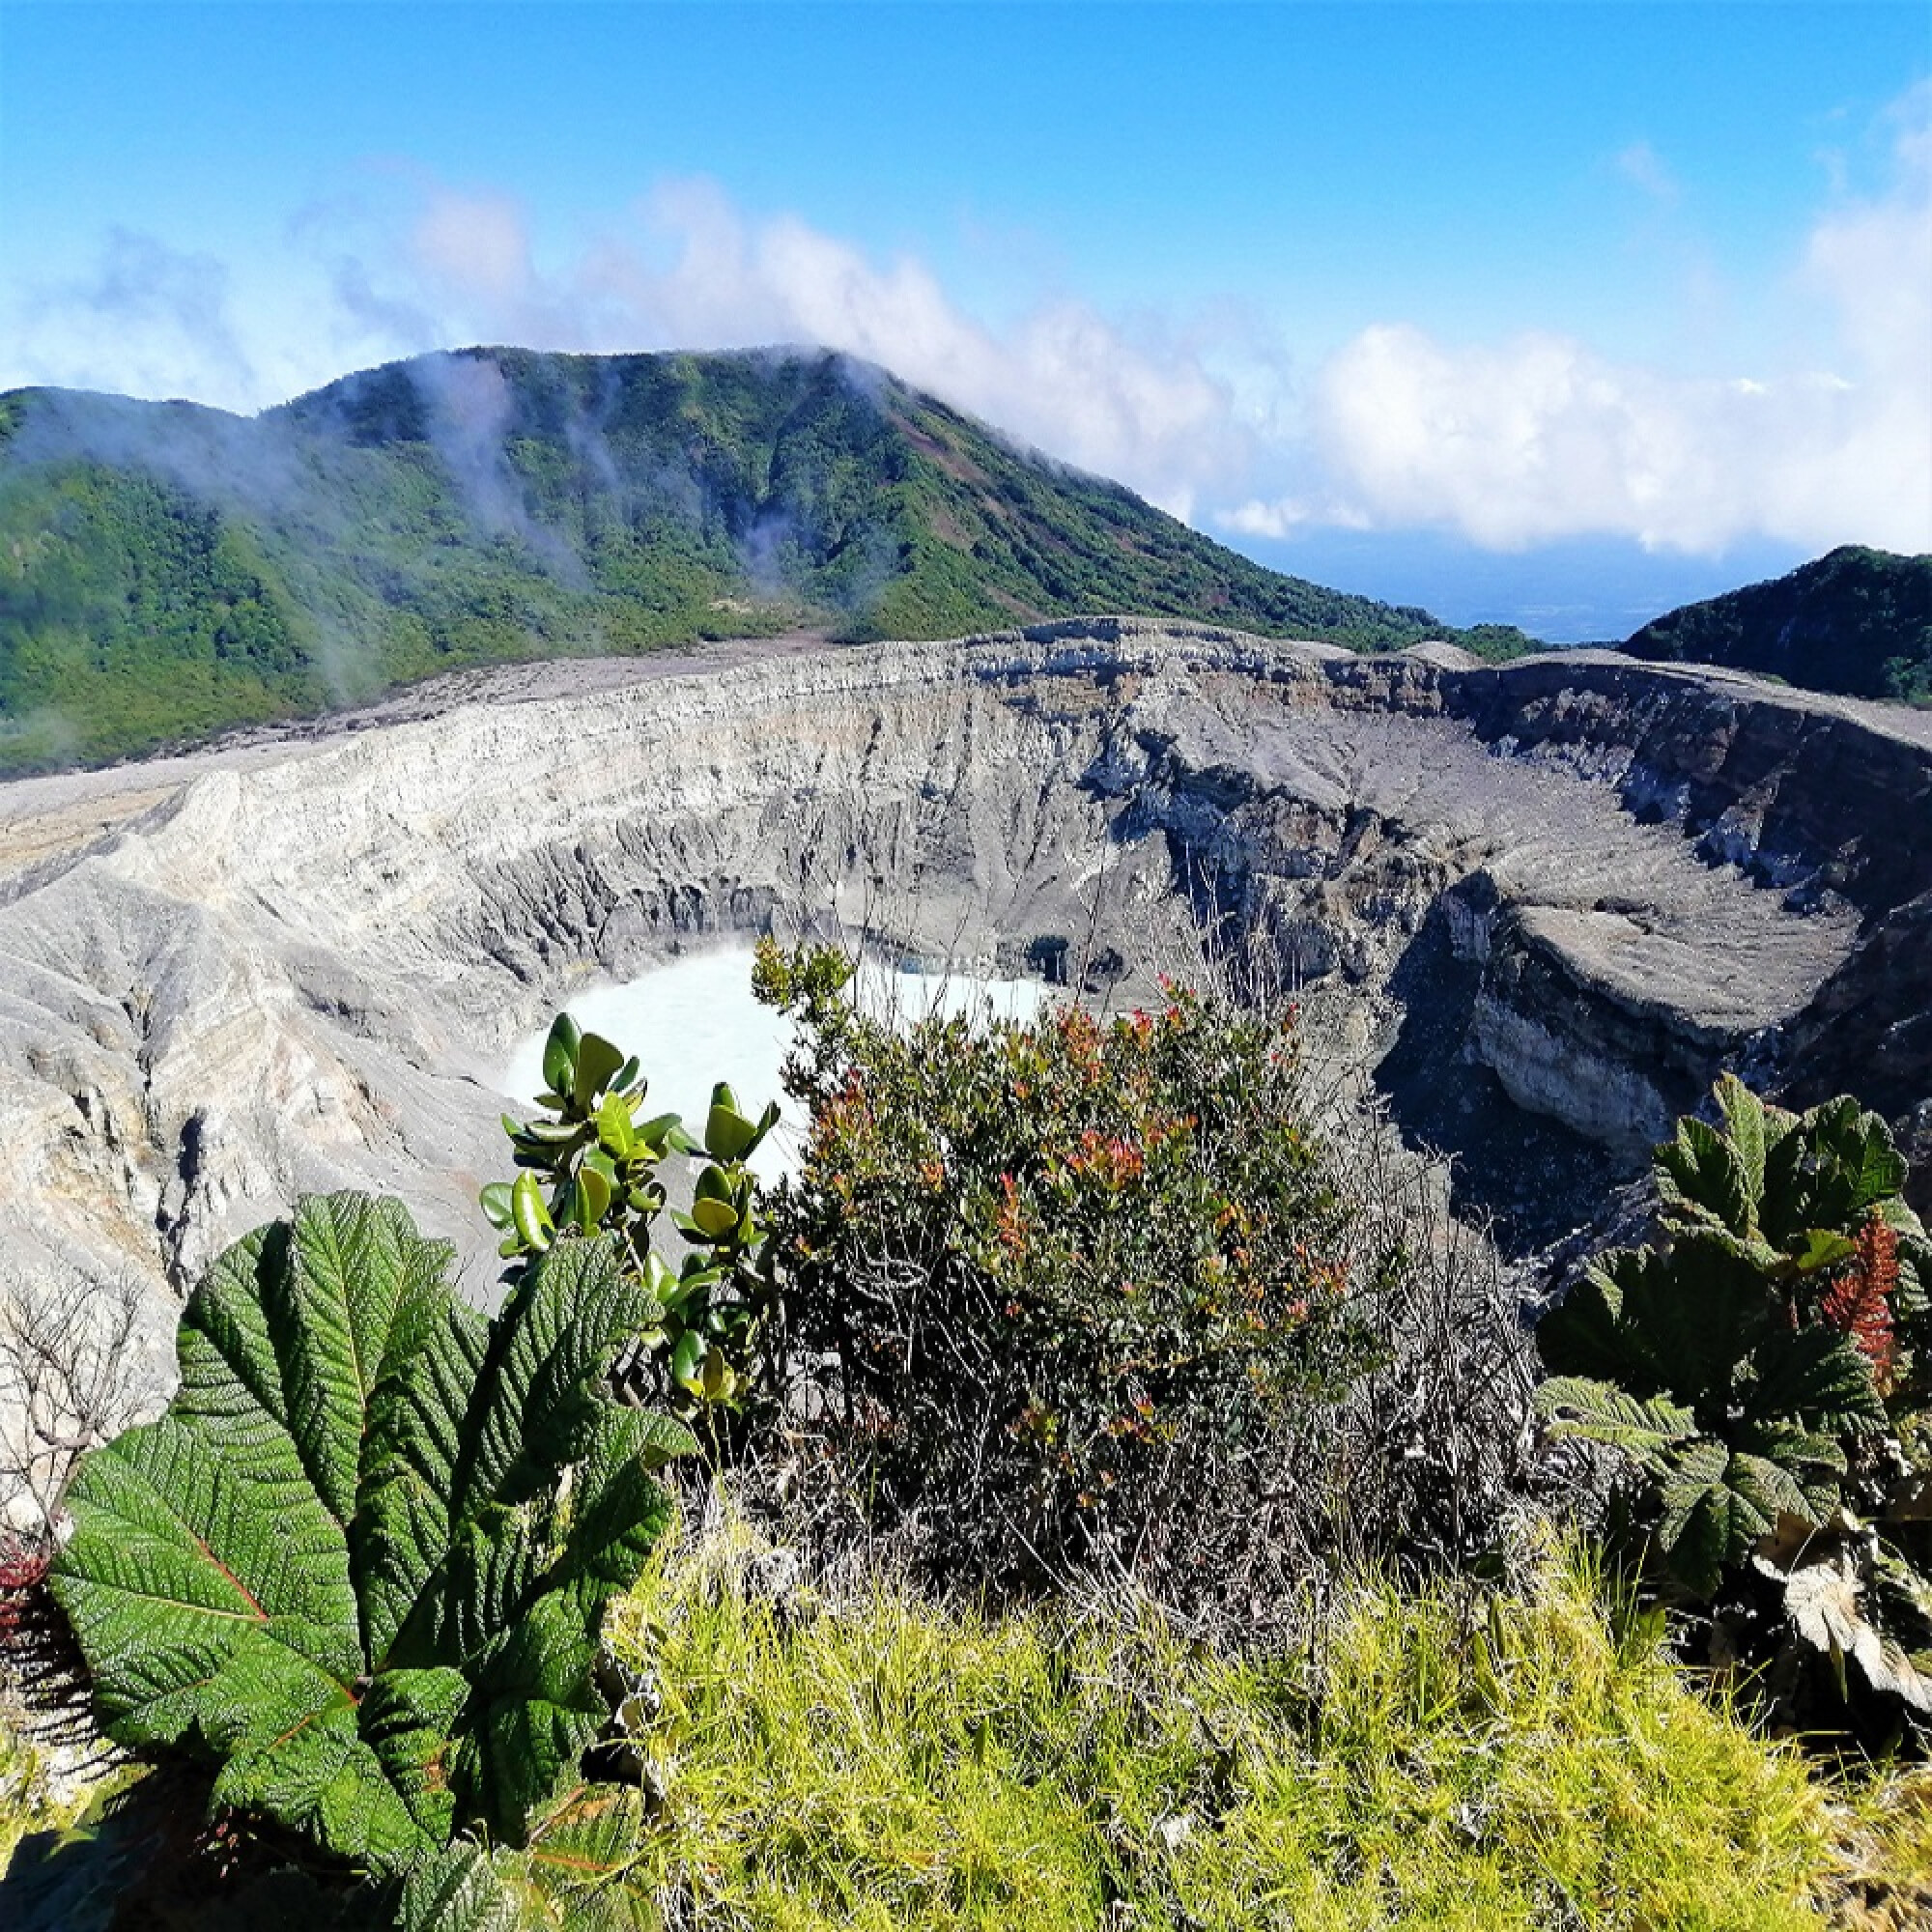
[607,1519,1844,1931]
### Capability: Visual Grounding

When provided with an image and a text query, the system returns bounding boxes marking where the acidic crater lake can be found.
[500,948,1053,1179]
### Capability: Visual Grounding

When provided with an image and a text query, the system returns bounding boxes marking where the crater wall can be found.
[1,622,1924,1391]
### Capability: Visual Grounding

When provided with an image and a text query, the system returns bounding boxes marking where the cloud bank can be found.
[1229,87,1932,557]
[5,85,1927,558]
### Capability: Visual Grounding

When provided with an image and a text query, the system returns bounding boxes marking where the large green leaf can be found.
[1535,1377,1697,1464]
[1655,1447,1734,1599]
[508,1781,656,1929]
[1744,1324,1889,1435]
[1656,1114,1753,1239]
[1757,1094,1907,1243]
[1713,1074,1771,1223]
[51,1192,690,1896]
[1537,1237,1775,1417]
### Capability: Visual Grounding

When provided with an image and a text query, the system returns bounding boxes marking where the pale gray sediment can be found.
[0,619,1925,1452]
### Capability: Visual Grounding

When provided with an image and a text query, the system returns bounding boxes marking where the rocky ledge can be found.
[0,621,1925,1422]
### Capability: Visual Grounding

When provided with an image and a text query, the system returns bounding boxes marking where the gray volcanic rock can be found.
[0,620,1923,1441]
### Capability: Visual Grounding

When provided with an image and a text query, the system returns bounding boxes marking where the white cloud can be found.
[1615,140,1681,206]
[570,179,1247,519]
[14,228,258,408]
[249,174,1251,520]
[5,88,1928,562]
[411,187,533,303]
[1222,495,1370,540]
[1295,92,1932,555]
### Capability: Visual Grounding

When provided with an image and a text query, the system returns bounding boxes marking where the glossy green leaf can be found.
[541,1014,581,1099]
[572,1032,627,1112]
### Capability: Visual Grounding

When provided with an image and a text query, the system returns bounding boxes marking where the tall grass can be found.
[607,1515,1854,1931]
[3,1513,1922,1923]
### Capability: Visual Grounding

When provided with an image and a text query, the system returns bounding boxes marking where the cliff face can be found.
[0,623,1923,1391]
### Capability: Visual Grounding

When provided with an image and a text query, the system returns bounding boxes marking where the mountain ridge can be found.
[0,346,1533,775]
[1619,543,1931,702]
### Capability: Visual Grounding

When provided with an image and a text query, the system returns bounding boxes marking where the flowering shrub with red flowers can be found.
[1537,1073,1932,1749]
[753,940,1373,1605]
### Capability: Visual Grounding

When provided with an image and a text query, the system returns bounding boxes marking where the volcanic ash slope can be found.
[0,620,1922,1377]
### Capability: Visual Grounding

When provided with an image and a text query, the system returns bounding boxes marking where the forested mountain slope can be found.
[0,347,1531,772]
[1620,544,1931,702]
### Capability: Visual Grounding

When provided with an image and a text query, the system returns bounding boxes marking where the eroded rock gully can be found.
[1,620,1925,1403]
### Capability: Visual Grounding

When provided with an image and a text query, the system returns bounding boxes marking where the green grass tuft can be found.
[0,1700,122,1873]
[606,1518,1851,1930]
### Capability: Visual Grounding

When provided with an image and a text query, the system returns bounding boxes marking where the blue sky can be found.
[2,1,1927,639]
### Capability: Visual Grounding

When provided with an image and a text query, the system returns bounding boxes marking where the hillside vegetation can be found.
[1620,544,1932,703]
[5,956,1930,1925]
[0,349,1531,773]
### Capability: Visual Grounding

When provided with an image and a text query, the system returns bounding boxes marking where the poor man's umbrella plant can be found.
[1537,1073,1932,1748]
[42,1192,696,1927]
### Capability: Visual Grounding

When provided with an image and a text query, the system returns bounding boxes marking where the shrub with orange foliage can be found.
[754,946,1372,1606]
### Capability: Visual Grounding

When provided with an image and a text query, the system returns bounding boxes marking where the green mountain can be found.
[1619,544,1932,704]
[0,347,1535,775]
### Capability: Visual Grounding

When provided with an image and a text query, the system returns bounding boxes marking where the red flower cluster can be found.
[1820,1214,1899,1396]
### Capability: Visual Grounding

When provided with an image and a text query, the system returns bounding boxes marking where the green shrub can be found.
[41,1193,694,1926]
[1537,1074,1932,1745]
[753,942,1373,1605]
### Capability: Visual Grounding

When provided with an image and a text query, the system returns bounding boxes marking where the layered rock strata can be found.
[0,622,1922,1391]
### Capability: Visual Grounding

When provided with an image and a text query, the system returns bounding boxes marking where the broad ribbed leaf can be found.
[1735,1419,1848,1520]
[54,1415,358,1734]
[364,1666,469,1845]
[1759,1095,1907,1240]
[511,1782,653,1928]
[1813,1096,1909,1216]
[1538,1239,1774,1413]
[52,1192,688,1888]
[1535,1249,1658,1387]
[209,1659,424,1870]
[1657,1115,1752,1238]
[1895,1226,1932,1320]
[1723,1451,1812,1532]
[1746,1324,1889,1435]
[1652,1440,1810,1596]
[360,1302,493,1667]
[175,1223,298,1438]
[1713,1075,1770,1223]
[459,1673,604,1846]
[277,1196,456,1526]
[1656,1444,1735,1598]
[558,1411,688,1618]
[456,1236,653,1522]
[394,1841,525,1932]
[1536,1376,1696,1471]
